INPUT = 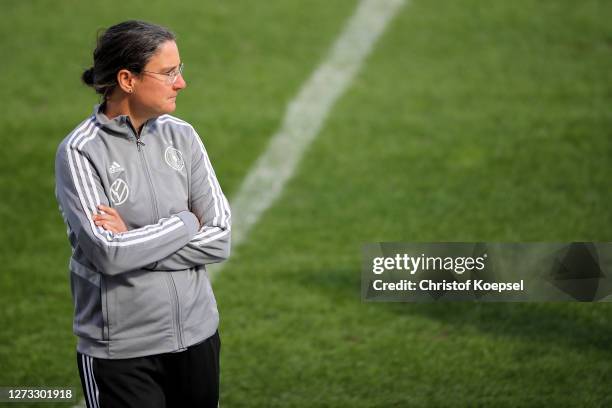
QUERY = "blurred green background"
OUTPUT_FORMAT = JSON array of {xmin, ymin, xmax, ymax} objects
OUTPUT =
[{"xmin": 1, "ymin": 0, "xmax": 611, "ymax": 406}]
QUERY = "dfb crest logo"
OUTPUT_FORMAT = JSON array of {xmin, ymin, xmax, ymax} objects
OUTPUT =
[{"xmin": 164, "ymin": 147, "xmax": 185, "ymax": 171}]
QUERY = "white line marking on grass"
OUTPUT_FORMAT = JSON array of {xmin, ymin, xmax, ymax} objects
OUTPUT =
[
  {"xmin": 209, "ymin": 0, "xmax": 406, "ymax": 279},
  {"xmin": 73, "ymin": 1, "xmax": 404, "ymax": 405}
]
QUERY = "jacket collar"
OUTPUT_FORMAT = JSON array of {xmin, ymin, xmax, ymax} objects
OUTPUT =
[{"xmin": 92, "ymin": 104, "xmax": 157, "ymax": 138}]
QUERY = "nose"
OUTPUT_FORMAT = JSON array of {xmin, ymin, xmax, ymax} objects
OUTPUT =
[{"xmin": 173, "ymin": 73, "xmax": 187, "ymax": 90}]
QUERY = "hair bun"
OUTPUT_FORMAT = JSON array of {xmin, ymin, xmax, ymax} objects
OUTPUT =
[{"xmin": 82, "ymin": 67, "xmax": 95, "ymax": 86}]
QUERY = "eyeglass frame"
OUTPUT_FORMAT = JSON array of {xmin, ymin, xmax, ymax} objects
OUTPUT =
[{"xmin": 141, "ymin": 62, "xmax": 184, "ymax": 85}]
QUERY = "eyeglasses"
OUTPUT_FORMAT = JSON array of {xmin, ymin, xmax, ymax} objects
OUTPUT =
[{"xmin": 141, "ymin": 62, "xmax": 184, "ymax": 85}]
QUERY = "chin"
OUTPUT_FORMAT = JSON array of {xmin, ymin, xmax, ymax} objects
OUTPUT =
[
  {"xmin": 156, "ymin": 103, "xmax": 176, "ymax": 117},
  {"xmin": 165, "ymin": 101, "xmax": 177, "ymax": 113}
]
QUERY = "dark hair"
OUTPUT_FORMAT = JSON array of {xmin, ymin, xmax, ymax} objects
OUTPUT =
[{"xmin": 82, "ymin": 20, "xmax": 175, "ymax": 98}]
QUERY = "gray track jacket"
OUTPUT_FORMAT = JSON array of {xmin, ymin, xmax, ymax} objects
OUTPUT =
[{"xmin": 55, "ymin": 104, "xmax": 231, "ymax": 359}]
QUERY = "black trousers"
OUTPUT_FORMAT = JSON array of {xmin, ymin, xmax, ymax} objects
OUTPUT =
[{"xmin": 77, "ymin": 331, "xmax": 220, "ymax": 408}]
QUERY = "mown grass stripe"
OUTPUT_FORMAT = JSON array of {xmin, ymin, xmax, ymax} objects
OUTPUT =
[{"xmin": 209, "ymin": 0, "xmax": 406, "ymax": 280}]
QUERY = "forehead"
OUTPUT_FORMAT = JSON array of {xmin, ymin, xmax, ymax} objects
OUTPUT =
[{"xmin": 144, "ymin": 40, "xmax": 180, "ymax": 70}]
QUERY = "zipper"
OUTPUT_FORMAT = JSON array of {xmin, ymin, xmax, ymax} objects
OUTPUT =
[
  {"xmin": 128, "ymin": 119, "xmax": 184, "ymax": 349},
  {"xmin": 126, "ymin": 120, "xmax": 159, "ymax": 224},
  {"xmin": 137, "ymin": 144, "xmax": 160, "ymax": 223}
]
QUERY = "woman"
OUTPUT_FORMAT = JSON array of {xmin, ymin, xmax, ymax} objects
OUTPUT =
[{"xmin": 55, "ymin": 20, "xmax": 231, "ymax": 408}]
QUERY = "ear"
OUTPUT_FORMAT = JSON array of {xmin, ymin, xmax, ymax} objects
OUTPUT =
[{"xmin": 116, "ymin": 69, "xmax": 136, "ymax": 94}]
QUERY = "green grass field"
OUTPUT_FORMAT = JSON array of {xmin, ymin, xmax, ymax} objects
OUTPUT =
[{"xmin": 1, "ymin": 0, "xmax": 611, "ymax": 406}]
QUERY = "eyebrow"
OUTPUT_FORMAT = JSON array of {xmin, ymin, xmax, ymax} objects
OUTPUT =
[{"xmin": 160, "ymin": 62, "xmax": 181, "ymax": 73}]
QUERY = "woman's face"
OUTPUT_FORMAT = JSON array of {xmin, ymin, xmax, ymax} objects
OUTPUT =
[{"xmin": 132, "ymin": 40, "xmax": 186, "ymax": 117}]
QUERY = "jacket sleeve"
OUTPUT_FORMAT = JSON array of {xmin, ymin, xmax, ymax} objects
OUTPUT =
[
  {"xmin": 55, "ymin": 138, "xmax": 201, "ymax": 277},
  {"xmin": 148, "ymin": 128, "xmax": 231, "ymax": 271}
]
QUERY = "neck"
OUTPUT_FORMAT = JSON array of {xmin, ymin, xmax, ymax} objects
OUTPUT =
[{"xmin": 102, "ymin": 93, "xmax": 149, "ymax": 135}]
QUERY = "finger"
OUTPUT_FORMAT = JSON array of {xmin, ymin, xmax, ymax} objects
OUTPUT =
[
  {"xmin": 98, "ymin": 204, "xmax": 116, "ymax": 215},
  {"xmin": 96, "ymin": 216, "xmax": 114, "ymax": 225},
  {"xmin": 94, "ymin": 216, "xmax": 113, "ymax": 225},
  {"xmin": 100, "ymin": 222, "xmax": 118, "ymax": 233},
  {"xmin": 94, "ymin": 213, "xmax": 116, "ymax": 221}
]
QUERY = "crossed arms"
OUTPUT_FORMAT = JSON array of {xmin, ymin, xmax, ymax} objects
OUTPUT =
[{"xmin": 56, "ymin": 125, "xmax": 231, "ymax": 276}]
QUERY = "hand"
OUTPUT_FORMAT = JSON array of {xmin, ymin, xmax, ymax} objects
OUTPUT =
[{"xmin": 93, "ymin": 204, "xmax": 128, "ymax": 233}]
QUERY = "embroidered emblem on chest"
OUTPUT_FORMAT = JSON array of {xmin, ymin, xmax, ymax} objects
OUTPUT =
[
  {"xmin": 110, "ymin": 178, "xmax": 129, "ymax": 205},
  {"xmin": 164, "ymin": 146, "xmax": 185, "ymax": 171},
  {"xmin": 109, "ymin": 161, "xmax": 124, "ymax": 174}
]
